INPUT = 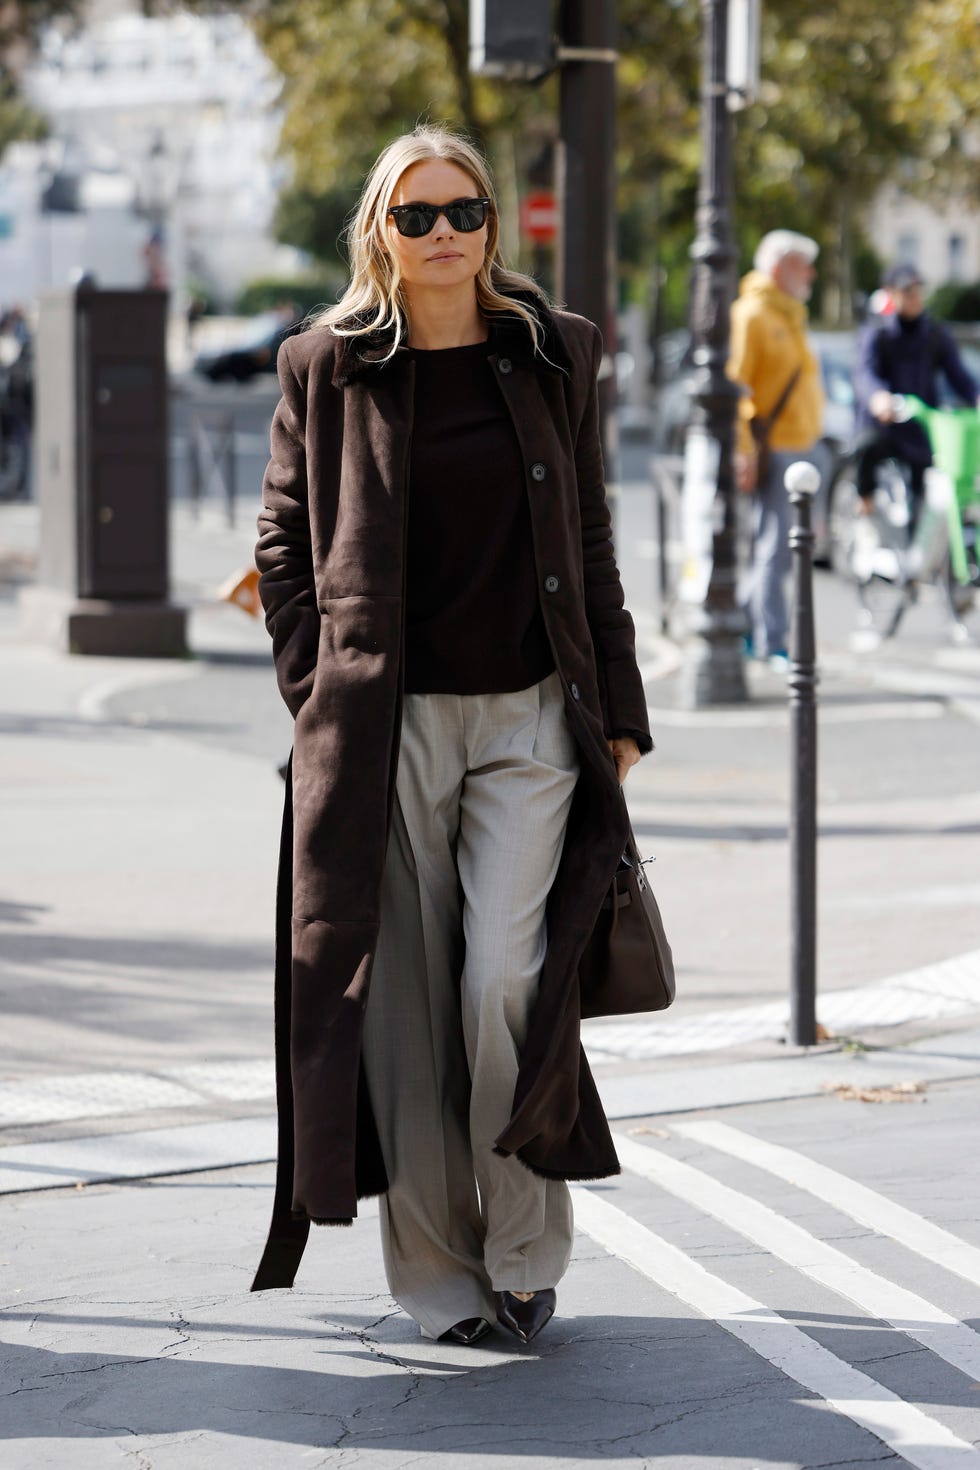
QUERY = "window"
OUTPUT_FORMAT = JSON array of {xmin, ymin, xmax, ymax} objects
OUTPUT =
[
  {"xmin": 897, "ymin": 234, "xmax": 919, "ymax": 268},
  {"xmin": 948, "ymin": 233, "xmax": 966, "ymax": 283}
]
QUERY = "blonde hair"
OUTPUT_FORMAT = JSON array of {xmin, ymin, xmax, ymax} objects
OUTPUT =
[{"xmin": 312, "ymin": 125, "xmax": 551, "ymax": 360}]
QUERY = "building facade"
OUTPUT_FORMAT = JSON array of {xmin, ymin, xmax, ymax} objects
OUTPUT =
[
  {"xmin": 0, "ymin": 3, "xmax": 299, "ymax": 312},
  {"xmin": 868, "ymin": 184, "xmax": 980, "ymax": 290}
]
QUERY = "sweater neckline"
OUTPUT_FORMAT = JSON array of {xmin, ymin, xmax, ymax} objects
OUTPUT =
[{"xmin": 408, "ymin": 337, "xmax": 491, "ymax": 357}]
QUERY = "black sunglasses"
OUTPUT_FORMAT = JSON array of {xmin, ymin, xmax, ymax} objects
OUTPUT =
[{"xmin": 386, "ymin": 197, "xmax": 491, "ymax": 238}]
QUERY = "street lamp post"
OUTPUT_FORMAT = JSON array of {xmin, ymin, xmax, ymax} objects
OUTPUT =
[
  {"xmin": 678, "ymin": 0, "xmax": 748, "ymax": 707},
  {"xmin": 556, "ymin": 0, "xmax": 619, "ymax": 493}
]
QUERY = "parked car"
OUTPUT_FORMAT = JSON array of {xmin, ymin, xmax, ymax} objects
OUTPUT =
[
  {"xmin": 650, "ymin": 328, "xmax": 857, "ymax": 562},
  {"xmin": 193, "ymin": 311, "xmax": 303, "ymax": 383}
]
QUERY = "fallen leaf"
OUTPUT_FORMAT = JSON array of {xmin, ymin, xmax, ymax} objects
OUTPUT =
[
  {"xmin": 822, "ymin": 1080, "xmax": 927, "ymax": 1104},
  {"xmin": 626, "ymin": 1126, "xmax": 670, "ymax": 1137}
]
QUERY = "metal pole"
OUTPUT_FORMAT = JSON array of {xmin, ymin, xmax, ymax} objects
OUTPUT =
[
  {"xmin": 678, "ymin": 0, "xmax": 748, "ymax": 707},
  {"xmin": 189, "ymin": 412, "xmax": 202, "ymax": 518},
  {"xmin": 785, "ymin": 459, "xmax": 821, "ymax": 1046},
  {"xmin": 557, "ymin": 0, "xmax": 618, "ymax": 487},
  {"xmin": 656, "ymin": 469, "xmax": 670, "ymax": 635},
  {"xmin": 223, "ymin": 412, "xmax": 237, "ymax": 529}
]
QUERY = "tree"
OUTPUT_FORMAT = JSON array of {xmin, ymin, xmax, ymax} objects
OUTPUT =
[
  {"xmin": 246, "ymin": 0, "xmax": 555, "ymax": 267},
  {"xmin": 894, "ymin": 0, "xmax": 980, "ymax": 204},
  {"xmin": 201, "ymin": 0, "xmax": 978, "ymax": 326},
  {"xmin": 0, "ymin": 0, "xmax": 81, "ymax": 157}
]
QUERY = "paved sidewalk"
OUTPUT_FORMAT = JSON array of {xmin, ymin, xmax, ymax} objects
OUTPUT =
[
  {"xmin": 5, "ymin": 491, "xmax": 980, "ymax": 1468},
  {"xmin": 5, "ymin": 1076, "xmax": 980, "ymax": 1469}
]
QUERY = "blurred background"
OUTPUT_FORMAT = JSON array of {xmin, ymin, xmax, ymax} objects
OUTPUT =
[{"xmin": 0, "ymin": 0, "xmax": 977, "ymax": 421}]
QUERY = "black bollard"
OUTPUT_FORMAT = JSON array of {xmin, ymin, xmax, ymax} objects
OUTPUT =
[{"xmin": 785, "ymin": 460, "xmax": 821, "ymax": 1046}]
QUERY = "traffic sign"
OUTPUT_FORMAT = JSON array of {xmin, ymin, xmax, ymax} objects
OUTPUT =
[{"xmin": 520, "ymin": 191, "xmax": 558, "ymax": 244}]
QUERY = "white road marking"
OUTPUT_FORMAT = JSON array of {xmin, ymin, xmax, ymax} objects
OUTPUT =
[
  {"xmin": 0, "ymin": 1061, "xmax": 275, "ymax": 1130},
  {"xmin": 573, "ymin": 1187, "xmax": 980, "ymax": 1470},
  {"xmin": 645, "ymin": 699, "xmax": 945, "ymax": 729},
  {"xmin": 0, "ymin": 1071, "xmax": 200, "ymax": 1126},
  {"xmin": 673, "ymin": 1119, "xmax": 980, "ymax": 1292},
  {"xmin": 614, "ymin": 1134, "xmax": 980, "ymax": 1384},
  {"xmin": 583, "ymin": 947, "xmax": 980, "ymax": 1060},
  {"xmin": 77, "ymin": 662, "xmax": 204, "ymax": 722}
]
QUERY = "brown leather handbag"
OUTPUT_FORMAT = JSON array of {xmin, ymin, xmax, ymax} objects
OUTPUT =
[{"xmin": 579, "ymin": 829, "xmax": 675, "ymax": 1018}]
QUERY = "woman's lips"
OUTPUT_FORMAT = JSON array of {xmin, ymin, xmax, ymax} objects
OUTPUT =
[{"xmin": 429, "ymin": 251, "xmax": 462, "ymax": 261}]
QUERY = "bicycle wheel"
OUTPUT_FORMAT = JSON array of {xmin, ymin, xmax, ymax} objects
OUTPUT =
[
  {"xmin": 840, "ymin": 459, "xmax": 916, "ymax": 642},
  {"xmin": 942, "ymin": 516, "xmax": 980, "ymax": 641}
]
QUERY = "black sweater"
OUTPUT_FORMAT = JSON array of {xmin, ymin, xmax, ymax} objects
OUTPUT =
[{"xmin": 404, "ymin": 338, "xmax": 554, "ymax": 695}]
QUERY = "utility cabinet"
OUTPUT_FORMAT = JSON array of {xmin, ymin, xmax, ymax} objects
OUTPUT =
[{"xmin": 22, "ymin": 284, "xmax": 187, "ymax": 656}]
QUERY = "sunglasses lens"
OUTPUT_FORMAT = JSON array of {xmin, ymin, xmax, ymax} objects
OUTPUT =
[
  {"xmin": 449, "ymin": 201, "xmax": 487, "ymax": 232},
  {"xmin": 397, "ymin": 206, "xmax": 437, "ymax": 237}
]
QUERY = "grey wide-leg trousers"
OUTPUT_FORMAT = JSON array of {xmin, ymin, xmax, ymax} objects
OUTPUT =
[{"xmin": 361, "ymin": 671, "xmax": 579, "ymax": 1340}]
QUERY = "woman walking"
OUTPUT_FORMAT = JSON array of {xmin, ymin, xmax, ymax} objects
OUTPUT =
[{"xmin": 251, "ymin": 125, "xmax": 652, "ymax": 1347}]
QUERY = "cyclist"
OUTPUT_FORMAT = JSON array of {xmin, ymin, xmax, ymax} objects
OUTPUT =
[{"xmin": 854, "ymin": 265, "xmax": 979, "ymax": 531}]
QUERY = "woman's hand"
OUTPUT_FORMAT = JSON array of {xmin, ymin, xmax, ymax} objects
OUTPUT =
[{"xmin": 608, "ymin": 737, "xmax": 641, "ymax": 785}]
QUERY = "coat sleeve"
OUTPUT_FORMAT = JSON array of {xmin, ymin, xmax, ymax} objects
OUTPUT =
[
  {"xmin": 575, "ymin": 323, "xmax": 653, "ymax": 754},
  {"xmin": 936, "ymin": 325, "xmax": 980, "ymax": 405},
  {"xmin": 854, "ymin": 324, "xmax": 889, "ymax": 411},
  {"xmin": 255, "ymin": 340, "xmax": 320, "ymax": 719}
]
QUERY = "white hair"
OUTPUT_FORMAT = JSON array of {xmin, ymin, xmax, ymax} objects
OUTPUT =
[{"xmin": 754, "ymin": 230, "xmax": 819, "ymax": 276}]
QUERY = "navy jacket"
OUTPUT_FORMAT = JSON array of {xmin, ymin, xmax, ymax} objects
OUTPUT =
[{"xmin": 854, "ymin": 313, "xmax": 979, "ymax": 465}]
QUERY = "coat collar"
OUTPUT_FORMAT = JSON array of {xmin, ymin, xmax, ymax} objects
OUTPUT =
[{"xmin": 329, "ymin": 291, "xmax": 572, "ymax": 389}]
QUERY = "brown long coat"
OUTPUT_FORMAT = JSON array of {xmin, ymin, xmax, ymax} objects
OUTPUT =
[{"xmin": 251, "ymin": 295, "xmax": 652, "ymax": 1291}]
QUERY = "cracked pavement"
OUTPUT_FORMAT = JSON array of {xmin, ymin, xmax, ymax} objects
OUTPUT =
[{"xmin": 3, "ymin": 1079, "xmax": 980, "ymax": 1467}]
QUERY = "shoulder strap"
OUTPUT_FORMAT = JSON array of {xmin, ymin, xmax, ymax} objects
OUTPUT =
[{"xmin": 752, "ymin": 364, "xmax": 802, "ymax": 444}]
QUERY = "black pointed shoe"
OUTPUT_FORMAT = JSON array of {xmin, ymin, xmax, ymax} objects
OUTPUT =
[
  {"xmin": 492, "ymin": 1289, "xmax": 556, "ymax": 1345},
  {"xmin": 438, "ymin": 1317, "xmax": 493, "ymax": 1346}
]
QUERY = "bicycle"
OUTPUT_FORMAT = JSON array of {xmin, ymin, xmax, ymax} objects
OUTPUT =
[
  {"xmin": 834, "ymin": 396, "xmax": 980, "ymax": 645},
  {"xmin": 828, "ymin": 447, "xmax": 918, "ymax": 641},
  {"xmin": 898, "ymin": 394, "xmax": 980, "ymax": 641}
]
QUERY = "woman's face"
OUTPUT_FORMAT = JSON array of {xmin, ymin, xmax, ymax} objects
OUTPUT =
[{"xmin": 384, "ymin": 158, "xmax": 489, "ymax": 293}]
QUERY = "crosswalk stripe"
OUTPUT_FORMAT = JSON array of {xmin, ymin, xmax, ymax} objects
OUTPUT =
[
  {"xmin": 673, "ymin": 1119, "xmax": 980, "ymax": 1291},
  {"xmin": 614, "ymin": 1134, "xmax": 980, "ymax": 1384},
  {"xmin": 573, "ymin": 1187, "xmax": 980, "ymax": 1470}
]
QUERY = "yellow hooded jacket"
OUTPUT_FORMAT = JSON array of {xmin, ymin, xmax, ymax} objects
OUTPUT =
[{"xmin": 727, "ymin": 270, "xmax": 824, "ymax": 459}]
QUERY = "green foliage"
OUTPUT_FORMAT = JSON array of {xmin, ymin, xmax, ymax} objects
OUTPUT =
[
  {"xmin": 0, "ymin": 75, "xmax": 48, "ymax": 157},
  {"xmin": 42, "ymin": 0, "xmax": 973, "ymax": 332},
  {"xmin": 273, "ymin": 183, "xmax": 354, "ymax": 271},
  {"xmin": 235, "ymin": 275, "xmax": 344, "ymax": 317},
  {"xmin": 928, "ymin": 281, "xmax": 980, "ymax": 324},
  {"xmin": 1, "ymin": 0, "xmax": 79, "ymax": 160}
]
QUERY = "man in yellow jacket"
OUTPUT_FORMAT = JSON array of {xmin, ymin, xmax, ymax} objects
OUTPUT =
[{"xmin": 728, "ymin": 230, "xmax": 825, "ymax": 663}]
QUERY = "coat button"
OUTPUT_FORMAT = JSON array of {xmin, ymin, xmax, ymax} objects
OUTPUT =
[
  {"xmin": 498, "ymin": 357, "xmax": 512, "ymax": 374},
  {"xmin": 530, "ymin": 462, "xmax": 547, "ymax": 481},
  {"xmin": 570, "ymin": 682, "xmax": 581, "ymax": 700},
  {"xmin": 544, "ymin": 574, "xmax": 560, "ymax": 594}
]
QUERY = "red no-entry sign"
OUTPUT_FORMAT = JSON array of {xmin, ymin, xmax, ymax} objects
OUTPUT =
[{"xmin": 520, "ymin": 191, "xmax": 558, "ymax": 244}]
